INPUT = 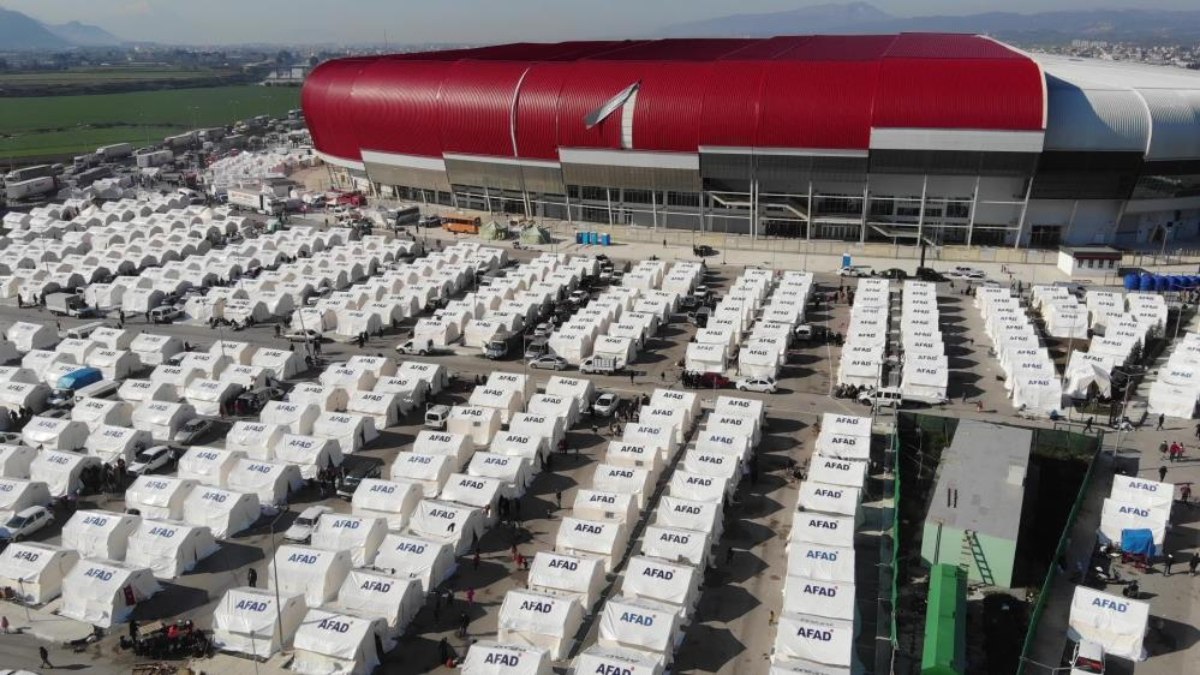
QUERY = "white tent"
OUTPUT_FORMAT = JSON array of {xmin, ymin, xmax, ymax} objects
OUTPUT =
[
  {"xmin": 312, "ymin": 411, "xmax": 378, "ymax": 454},
  {"xmin": 1068, "ymin": 586, "xmax": 1149, "ymax": 662},
  {"xmin": 555, "ymin": 516, "xmax": 630, "ymax": 573},
  {"xmin": 129, "ymin": 333, "xmax": 183, "ymax": 367},
  {"xmin": 346, "ymin": 390, "xmax": 402, "ymax": 429},
  {"xmin": 126, "ymin": 475, "xmax": 197, "ymax": 520},
  {"xmin": 605, "ymin": 440, "xmax": 666, "ymax": 475},
  {"xmin": 789, "ymin": 512, "xmax": 856, "ymax": 550},
  {"xmin": 320, "ymin": 364, "xmax": 378, "ymax": 393},
  {"xmin": 440, "ymin": 473, "xmax": 503, "ymax": 513},
  {"xmin": 467, "ymin": 452, "xmax": 533, "ymax": 499},
  {"xmin": 6, "ymin": 321, "xmax": 56, "ymax": 352},
  {"xmin": 544, "ymin": 376, "xmax": 595, "ymax": 422},
  {"xmin": 685, "ymin": 341, "xmax": 727, "ymax": 374},
  {"xmin": 486, "ymin": 371, "xmax": 535, "ymax": 409},
  {"xmin": 1110, "ymin": 475, "xmax": 1175, "ymax": 510},
  {"xmin": 118, "ymin": 378, "xmax": 177, "ymax": 405},
  {"xmin": 87, "ymin": 348, "xmax": 140, "ymax": 380},
  {"xmin": 592, "ymin": 464, "xmax": 654, "ymax": 510},
  {"xmin": 573, "ymin": 488, "xmax": 639, "ymax": 525},
  {"xmin": 373, "ymin": 375, "xmax": 429, "ymax": 414},
  {"xmin": 0, "ymin": 477, "xmax": 51, "ymax": 522},
  {"xmin": 1098, "ymin": 499, "xmax": 1169, "ymax": 552},
  {"xmin": 797, "ymin": 482, "xmax": 862, "ymax": 523},
  {"xmin": 251, "ymin": 347, "xmax": 304, "ymax": 379},
  {"xmin": 598, "ymin": 595, "xmax": 683, "ymax": 663},
  {"xmin": 414, "ymin": 430, "xmax": 473, "ymax": 468},
  {"xmin": 288, "ymin": 382, "xmax": 349, "ymax": 412},
  {"xmin": 209, "ymin": 340, "xmax": 258, "ymax": 365},
  {"xmin": 623, "ymin": 422, "xmax": 679, "ymax": 462},
  {"xmin": 469, "ymin": 386, "xmax": 524, "ymax": 426},
  {"xmin": 269, "ymin": 545, "xmax": 353, "ymax": 607},
  {"xmin": 815, "ymin": 414, "xmax": 872, "ymax": 461},
  {"xmin": 225, "ymin": 421, "xmax": 286, "ymax": 460},
  {"xmin": 211, "ymin": 587, "xmax": 306, "ymax": 659},
  {"xmin": 526, "ymin": 393, "xmax": 582, "ymax": 429},
  {"xmin": 176, "ymin": 351, "xmax": 231, "ymax": 379},
  {"xmin": 783, "ymin": 575, "xmax": 855, "ymax": 621},
  {"xmin": 261, "ymin": 401, "xmax": 321, "ymax": 435},
  {"xmin": 226, "ymin": 458, "xmax": 302, "ymax": 506},
  {"xmin": 641, "ymin": 523, "xmax": 713, "ymax": 568},
  {"xmin": 185, "ymin": 378, "xmax": 242, "ymax": 416},
  {"xmin": 693, "ymin": 430, "xmax": 751, "ymax": 463},
  {"xmin": 408, "ymin": 499, "xmax": 485, "ymax": 555},
  {"xmin": 374, "ymin": 533, "xmax": 457, "ymax": 593},
  {"xmin": 333, "ymin": 570, "xmax": 423, "ymax": 637},
  {"xmin": 178, "ymin": 447, "xmax": 243, "ymax": 486},
  {"xmin": 396, "ymin": 361, "xmax": 448, "ymax": 395},
  {"xmin": 274, "ymin": 433, "xmax": 343, "ymax": 480},
  {"xmin": 509, "ymin": 412, "xmax": 566, "ymax": 458},
  {"xmin": 132, "ymin": 400, "xmax": 196, "ymax": 441},
  {"xmin": 0, "ymin": 541, "xmax": 79, "ymax": 604},
  {"xmin": 528, "ymin": 551, "xmax": 606, "ymax": 609},
  {"xmin": 61, "ymin": 509, "xmax": 139, "ymax": 560},
  {"xmin": 653, "ymin": 495, "xmax": 722, "ymax": 539},
  {"xmin": 463, "ymin": 641, "xmax": 553, "ymax": 675},
  {"xmin": 623, "ymin": 555, "xmax": 701, "ymax": 617},
  {"xmin": 446, "ymin": 405, "xmax": 503, "ymax": 447},
  {"xmin": 498, "ymin": 589, "xmax": 585, "ymax": 661},
  {"xmin": 0, "ymin": 443, "xmax": 36, "ymax": 478},
  {"xmin": 292, "ymin": 608, "xmax": 393, "ymax": 675},
  {"xmin": 352, "ymin": 478, "xmax": 423, "ymax": 531},
  {"xmin": 772, "ymin": 613, "xmax": 856, "ymax": 669},
  {"xmin": 182, "ymin": 485, "xmax": 260, "ymax": 538},
  {"xmin": 31, "ymin": 449, "xmax": 100, "ymax": 497},
  {"xmin": 390, "ymin": 452, "xmax": 454, "ymax": 498},
  {"xmin": 22, "ymin": 416, "xmax": 88, "ymax": 451},
  {"xmin": 310, "ymin": 513, "xmax": 388, "ymax": 566},
  {"xmin": 59, "ymin": 560, "xmax": 161, "ymax": 627},
  {"xmin": 0, "ymin": 381, "xmax": 49, "ymax": 415},
  {"xmin": 706, "ymin": 411, "xmax": 762, "ymax": 448},
  {"xmin": 148, "ymin": 364, "xmax": 203, "ymax": 395},
  {"xmin": 571, "ymin": 646, "xmax": 663, "ymax": 675},
  {"xmin": 681, "ymin": 450, "xmax": 741, "ymax": 496},
  {"xmin": 668, "ymin": 469, "xmax": 728, "ymax": 505},
  {"xmin": 808, "ymin": 456, "xmax": 867, "ymax": 490},
  {"xmin": 126, "ymin": 519, "xmax": 220, "ymax": 579},
  {"xmin": 787, "ymin": 544, "xmax": 856, "ymax": 583}
]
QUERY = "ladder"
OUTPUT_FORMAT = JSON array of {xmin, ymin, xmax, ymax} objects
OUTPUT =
[{"xmin": 959, "ymin": 529, "xmax": 995, "ymax": 586}]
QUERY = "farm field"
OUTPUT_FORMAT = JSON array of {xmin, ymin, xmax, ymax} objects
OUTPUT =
[
  {"xmin": 0, "ymin": 85, "xmax": 301, "ymax": 159},
  {"xmin": 0, "ymin": 66, "xmax": 237, "ymax": 86}
]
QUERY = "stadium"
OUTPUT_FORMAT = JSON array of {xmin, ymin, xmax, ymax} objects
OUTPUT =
[{"xmin": 302, "ymin": 33, "xmax": 1200, "ymax": 249}]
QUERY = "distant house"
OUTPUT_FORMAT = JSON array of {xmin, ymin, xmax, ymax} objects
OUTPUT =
[{"xmin": 262, "ymin": 65, "xmax": 309, "ymax": 86}]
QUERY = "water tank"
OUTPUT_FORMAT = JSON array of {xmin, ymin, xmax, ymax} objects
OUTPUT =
[
  {"xmin": 1140, "ymin": 274, "xmax": 1153, "ymax": 291},
  {"xmin": 1155, "ymin": 275, "xmax": 1168, "ymax": 292},
  {"xmin": 1124, "ymin": 274, "xmax": 1139, "ymax": 290}
]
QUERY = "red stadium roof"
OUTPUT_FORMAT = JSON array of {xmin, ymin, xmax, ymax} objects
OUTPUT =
[{"xmin": 303, "ymin": 34, "xmax": 1047, "ymax": 164}]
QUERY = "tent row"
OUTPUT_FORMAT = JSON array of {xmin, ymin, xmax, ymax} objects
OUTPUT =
[
  {"xmin": 1147, "ymin": 332, "xmax": 1200, "ymax": 418},
  {"xmin": 737, "ymin": 270, "xmax": 813, "ymax": 380},
  {"xmin": 976, "ymin": 287, "xmax": 1063, "ymax": 414},
  {"xmin": 837, "ymin": 278, "xmax": 891, "ymax": 388},
  {"xmin": 899, "ymin": 281, "xmax": 949, "ymax": 404}
]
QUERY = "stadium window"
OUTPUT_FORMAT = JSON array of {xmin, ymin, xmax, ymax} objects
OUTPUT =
[
  {"xmin": 581, "ymin": 186, "xmax": 607, "ymax": 201},
  {"xmin": 581, "ymin": 206, "xmax": 608, "ymax": 223},
  {"xmin": 567, "ymin": 185, "xmax": 580, "ymax": 199},
  {"xmin": 946, "ymin": 202, "xmax": 970, "ymax": 219},
  {"xmin": 667, "ymin": 192, "xmax": 700, "ymax": 207},
  {"xmin": 623, "ymin": 189, "xmax": 653, "ymax": 204}
]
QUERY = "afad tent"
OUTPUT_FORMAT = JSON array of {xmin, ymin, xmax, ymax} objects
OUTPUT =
[
  {"xmin": 84, "ymin": 425, "xmax": 152, "ymax": 466},
  {"xmin": 440, "ymin": 473, "xmax": 503, "ymax": 516},
  {"xmin": 1068, "ymin": 586, "xmax": 1150, "ymax": 662},
  {"xmin": 0, "ymin": 541, "xmax": 80, "ymax": 604},
  {"xmin": 598, "ymin": 594, "xmax": 684, "ymax": 665},
  {"xmin": 467, "ymin": 452, "xmax": 534, "ymax": 499},
  {"xmin": 311, "ymin": 411, "xmax": 378, "ymax": 454},
  {"xmin": 292, "ymin": 608, "xmax": 394, "ymax": 675},
  {"xmin": 274, "ymin": 433, "xmax": 343, "ymax": 480},
  {"xmin": 211, "ymin": 586, "xmax": 307, "ymax": 659},
  {"xmin": 310, "ymin": 513, "xmax": 388, "ymax": 567},
  {"xmin": 772, "ymin": 613, "xmax": 856, "ymax": 669},
  {"xmin": 497, "ymin": 588, "xmax": 585, "ymax": 661},
  {"xmin": 226, "ymin": 422, "xmax": 286, "ymax": 461},
  {"xmin": 408, "ymin": 499, "xmax": 486, "ymax": 555},
  {"xmin": 31, "ymin": 449, "xmax": 101, "ymax": 497},
  {"xmin": 59, "ymin": 559, "xmax": 161, "ymax": 627},
  {"xmin": 554, "ymin": 516, "xmax": 630, "ymax": 573},
  {"xmin": 640, "ymin": 524, "xmax": 713, "ymax": 569},
  {"xmin": 783, "ymin": 575, "xmax": 856, "ymax": 622},
  {"xmin": 413, "ymin": 430, "xmax": 473, "ymax": 469},
  {"xmin": 177, "ymin": 447, "xmax": 244, "ymax": 487},
  {"xmin": 226, "ymin": 458, "xmax": 303, "ymax": 507},
  {"xmin": 333, "ymin": 569, "xmax": 423, "ymax": 638},
  {"xmin": 592, "ymin": 463, "xmax": 654, "ymax": 510},
  {"xmin": 390, "ymin": 452, "xmax": 454, "ymax": 498},
  {"xmin": 374, "ymin": 533, "xmax": 458, "ymax": 593},
  {"xmin": 260, "ymin": 401, "xmax": 321, "ymax": 435},
  {"xmin": 269, "ymin": 545, "xmax": 353, "ymax": 607},
  {"xmin": 787, "ymin": 543, "xmax": 857, "ymax": 584},
  {"xmin": 125, "ymin": 475, "xmax": 197, "ymax": 520},
  {"xmin": 573, "ymin": 488, "xmax": 638, "ymax": 526},
  {"xmin": 22, "ymin": 416, "xmax": 88, "ymax": 451},
  {"xmin": 0, "ymin": 477, "xmax": 52, "ymax": 522},
  {"xmin": 0, "ymin": 443, "xmax": 36, "ymax": 478},
  {"xmin": 571, "ymin": 645, "xmax": 664, "ymax": 675},
  {"xmin": 126, "ymin": 519, "xmax": 220, "ymax": 579},
  {"xmin": 622, "ymin": 555, "xmax": 701, "ymax": 618},
  {"xmin": 182, "ymin": 485, "xmax": 260, "ymax": 539},
  {"xmin": 462, "ymin": 641, "xmax": 553, "ymax": 675},
  {"xmin": 446, "ymin": 405, "xmax": 503, "ymax": 448},
  {"xmin": 528, "ymin": 551, "xmax": 606, "ymax": 609},
  {"xmin": 71, "ymin": 398, "xmax": 133, "ymax": 432},
  {"xmin": 352, "ymin": 478, "xmax": 423, "ymax": 531},
  {"xmin": 61, "ymin": 509, "xmax": 139, "ymax": 560}
]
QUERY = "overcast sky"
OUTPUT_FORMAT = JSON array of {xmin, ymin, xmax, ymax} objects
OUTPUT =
[{"xmin": 7, "ymin": 1, "xmax": 1196, "ymax": 45}]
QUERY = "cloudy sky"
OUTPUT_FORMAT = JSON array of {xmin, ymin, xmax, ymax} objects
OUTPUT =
[{"xmin": 7, "ymin": 1, "xmax": 1196, "ymax": 45}]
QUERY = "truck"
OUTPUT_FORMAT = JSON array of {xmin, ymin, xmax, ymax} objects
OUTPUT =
[
  {"xmin": 46, "ymin": 292, "xmax": 94, "ymax": 318},
  {"xmin": 484, "ymin": 331, "xmax": 522, "ymax": 360},
  {"xmin": 5, "ymin": 176, "xmax": 56, "ymax": 201},
  {"xmin": 5, "ymin": 164, "xmax": 54, "ymax": 183},
  {"xmin": 580, "ymin": 356, "xmax": 619, "ymax": 375},
  {"xmin": 227, "ymin": 187, "xmax": 282, "ymax": 215},
  {"xmin": 395, "ymin": 339, "xmax": 449, "ymax": 356},
  {"xmin": 95, "ymin": 143, "xmax": 133, "ymax": 160},
  {"xmin": 136, "ymin": 150, "xmax": 174, "ymax": 169}
]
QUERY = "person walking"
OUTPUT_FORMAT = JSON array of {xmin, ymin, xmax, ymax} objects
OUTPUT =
[
  {"xmin": 1161, "ymin": 440, "xmax": 1170, "ymax": 458},
  {"xmin": 1158, "ymin": 413, "xmax": 1165, "ymax": 431},
  {"xmin": 1164, "ymin": 553, "xmax": 1175, "ymax": 577},
  {"xmin": 466, "ymin": 587, "xmax": 475, "ymax": 607},
  {"xmin": 458, "ymin": 611, "xmax": 470, "ymax": 638},
  {"xmin": 438, "ymin": 638, "xmax": 452, "ymax": 666},
  {"xmin": 1190, "ymin": 551, "xmax": 1200, "ymax": 576},
  {"xmin": 1, "ymin": 616, "xmax": 8, "ymax": 634},
  {"xmin": 629, "ymin": 371, "xmax": 635, "ymax": 385},
  {"xmin": 1084, "ymin": 417, "xmax": 1093, "ymax": 432},
  {"xmin": 473, "ymin": 551, "xmax": 481, "ymax": 570},
  {"xmin": 39, "ymin": 646, "xmax": 52, "ymax": 669},
  {"xmin": 555, "ymin": 491, "xmax": 562, "ymax": 510},
  {"xmin": 248, "ymin": 567, "xmax": 258, "ymax": 588},
  {"xmin": 1159, "ymin": 465, "xmax": 1169, "ymax": 482},
  {"xmin": 1181, "ymin": 484, "xmax": 1192, "ymax": 505}
]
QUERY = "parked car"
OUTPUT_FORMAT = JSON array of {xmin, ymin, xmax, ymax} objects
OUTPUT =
[
  {"xmin": 149, "ymin": 305, "xmax": 183, "ymax": 324},
  {"xmin": 532, "ymin": 323, "xmax": 554, "ymax": 339},
  {"xmin": 0, "ymin": 506, "xmax": 53, "ymax": 541},
  {"xmin": 593, "ymin": 392, "xmax": 620, "ymax": 417},
  {"xmin": 946, "ymin": 266, "xmax": 984, "ymax": 279},
  {"xmin": 424, "ymin": 404, "xmax": 451, "ymax": 430},
  {"xmin": 235, "ymin": 387, "xmax": 284, "ymax": 415},
  {"xmin": 173, "ymin": 417, "xmax": 218, "ymax": 445},
  {"xmin": 567, "ymin": 290, "xmax": 590, "ymax": 307},
  {"xmin": 736, "ymin": 376, "xmax": 778, "ymax": 393},
  {"xmin": 879, "ymin": 268, "xmax": 908, "ymax": 279},
  {"xmin": 284, "ymin": 505, "xmax": 334, "ymax": 543},
  {"xmin": 683, "ymin": 372, "xmax": 732, "ymax": 389},
  {"xmin": 838, "ymin": 265, "xmax": 874, "ymax": 277},
  {"xmin": 129, "ymin": 445, "xmax": 181, "ymax": 475},
  {"xmin": 1069, "ymin": 640, "xmax": 1104, "ymax": 675},
  {"xmin": 284, "ymin": 329, "xmax": 323, "ymax": 343},
  {"xmin": 524, "ymin": 337, "xmax": 551, "ymax": 360},
  {"xmin": 337, "ymin": 461, "xmax": 382, "ymax": 500},
  {"xmin": 528, "ymin": 355, "xmax": 568, "ymax": 371},
  {"xmin": 916, "ymin": 267, "xmax": 945, "ymax": 282},
  {"xmin": 858, "ymin": 387, "xmax": 904, "ymax": 408}
]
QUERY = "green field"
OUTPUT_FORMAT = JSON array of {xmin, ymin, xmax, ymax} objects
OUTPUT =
[
  {"xmin": 0, "ymin": 67, "xmax": 236, "ymax": 86},
  {"xmin": 0, "ymin": 85, "xmax": 302, "ymax": 159}
]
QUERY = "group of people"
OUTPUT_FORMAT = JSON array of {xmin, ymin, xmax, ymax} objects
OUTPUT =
[
  {"xmin": 5, "ymin": 405, "xmax": 37, "ymax": 431},
  {"xmin": 1160, "ymin": 440, "xmax": 1188, "ymax": 463}
]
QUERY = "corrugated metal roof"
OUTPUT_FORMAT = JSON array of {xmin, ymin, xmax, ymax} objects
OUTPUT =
[{"xmin": 1043, "ymin": 76, "xmax": 1150, "ymax": 153}]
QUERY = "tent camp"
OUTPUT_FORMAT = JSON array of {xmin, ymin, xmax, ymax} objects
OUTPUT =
[
  {"xmin": 808, "ymin": 456, "xmax": 867, "ymax": 490},
  {"xmin": 225, "ymin": 421, "xmax": 287, "ymax": 460},
  {"xmin": 129, "ymin": 333, "xmax": 183, "ymax": 367},
  {"xmin": 526, "ymin": 393, "xmax": 581, "ymax": 429},
  {"xmin": 797, "ymin": 482, "xmax": 862, "ymax": 523},
  {"xmin": 61, "ymin": 509, "xmax": 139, "ymax": 560},
  {"xmin": 274, "ymin": 433, "xmax": 343, "ymax": 480},
  {"xmin": 1110, "ymin": 475, "xmax": 1175, "ymax": 510},
  {"xmin": 598, "ymin": 595, "xmax": 683, "ymax": 663},
  {"xmin": 373, "ymin": 375, "xmax": 429, "ymax": 414},
  {"xmin": 334, "ymin": 570, "xmax": 423, "ymax": 637},
  {"xmin": 528, "ymin": 551, "xmax": 606, "ymax": 609},
  {"xmin": 396, "ymin": 361, "xmax": 448, "ymax": 395},
  {"xmin": 413, "ymin": 430, "xmax": 473, "ymax": 468},
  {"xmin": 132, "ymin": 400, "xmax": 196, "ymax": 441},
  {"xmin": 87, "ymin": 349, "xmax": 140, "ymax": 380},
  {"xmin": 640, "ymin": 524, "xmax": 713, "ymax": 568},
  {"xmin": 667, "ymin": 470, "xmax": 729, "ymax": 505},
  {"xmin": 126, "ymin": 519, "xmax": 220, "ymax": 578},
  {"xmin": 59, "ymin": 560, "xmax": 161, "ymax": 627},
  {"xmin": 653, "ymin": 495, "xmax": 723, "ymax": 540},
  {"xmin": 181, "ymin": 485, "xmax": 260, "ymax": 538},
  {"xmin": 211, "ymin": 587, "xmax": 306, "ymax": 659},
  {"xmin": 118, "ymin": 378, "xmax": 178, "ymax": 405},
  {"xmin": 288, "ymin": 382, "xmax": 349, "ymax": 412},
  {"xmin": 440, "ymin": 473, "xmax": 503, "ymax": 513},
  {"xmin": 374, "ymin": 533, "xmax": 457, "ymax": 593},
  {"xmin": 573, "ymin": 488, "xmax": 639, "ymax": 525},
  {"xmin": 544, "ymin": 376, "xmax": 595, "ymax": 422},
  {"xmin": 312, "ymin": 411, "xmax": 378, "ymax": 454},
  {"xmin": 498, "ymin": 589, "xmax": 585, "ymax": 661},
  {"xmin": 604, "ymin": 441, "xmax": 666, "ymax": 475},
  {"xmin": 352, "ymin": 478, "xmax": 422, "ymax": 531},
  {"xmin": 22, "ymin": 416, "xmax": 88, "ymax": 451},
  {"xmin": 250, "ymin": 347, "xmax": 304, "ymax": 380},
  {"xmin": 787, "ymin": 544, "xmax": 857, "ymax": 583},
  {"xmin": 462, "ymin": 642, "xmax": 553, "ymax": 675},
  {"xmin": 468, "ymin": 386, "xmax": 523, "ymax": 426},
  {"xmin": 390, "ymin": 452, "xmax": 454, "ymax": 498},
  {"xmin": 320, "ymin": 364, "xmax": 378, "ymax": 393},
  {"xmin": 292, "ymin": 608, "xmax": 393, "ymax": 675},
  {"xmin": 0, "ymin": 541, "xmax": 79, "ymax": 604},
  {"xmin": 310, "ymin": 513, "xmax": 388, "ymax": 566},
  {"xmin": 1099, "ymin": 499, "xmax": 1169, "ymax": 553},
  {"xmin": 260, "ymin": 401, "xmax": 321, "ymax": 435},
  {"xmin": 31, "ymin": 449, "xmax": 100, "ymax": 497},
  {"xmin": 571, "ymin": 646, "xmax": 664, "ymax": 675},
  {"xmin": 177, "ymin": 447, "xmax": 243, "ymax": 486},
  {"xmin": 555, "ymin": 516, "xmax": 630, "ymax": 572},
  {"xmin": 1068, "ymin": 586, "xmax": 1149, "ymax": 662},
  {"xmin": 408, "ymin": 499, "xmax": 486, "ymax": 555},
  {"xmin": 814, "ymin": 413, "xmax": 872, "ymax": 461},
  {"xmin": 125, "ymin": 475, "xmax": 197, "ymax": 520},
  {"xmin": 446, "ymin": 405, "xmax": 503, "ymax": 447},
  {"xmin": 623, "ymin": 555, "xmax": 701, "ymax": 617},
  {"xmin": 185, "ymin": 378, "xmax": 243, "ymax": 416},
  {"xmin": 592, "ymin": 463, "xmax": 654, "ymax": 510},
  {"xmin": 0, "ymin": 477, "xmax": 51, "ymax": 522},
  {"xmin": 269, "ymin": 545, "xmax": 353, "ymax": 607},
  {"xmin": 772, "ymin": 613, "xmax": 856, "ymax": 669},
  {"xmin": 467, "ymin": 452, "xmax": 534, "ymax": 499},
  {"xmin": 0, "ymin": 443, "xmax": 36, "ymax": 478},
  {"xmin": 226, "ymin": 458, "xmax": 302, "ymax": 506},
  {"xmin": 71, "ymin": 398, "xmax": 133, "ymax": 432}
]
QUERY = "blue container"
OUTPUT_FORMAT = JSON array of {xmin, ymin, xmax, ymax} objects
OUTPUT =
[
  {"xmin": 57, "ymin": 366, "xmax": 103, "ymax": 391},
  {"xmin": 602, "ymin": 233, "xmax": 611, "ymax": 246},
  {"xmin": 1124, "ymin": 273, "xmax": 1138, "ymax": 290},
  {"xmin": 1140, "ymin": 274, "xmax": 1153, "ymax": 291},
  {"xmin": 589, "ymin": 232, "xmax": 598, "ymax": 245},
  {"xmin": 575, "ymin": 232, "xmax": 583, "ymax": 244},
  {"xmin": 1155, "ymin": 275, "xmax": 1168, "ymax": 292}
]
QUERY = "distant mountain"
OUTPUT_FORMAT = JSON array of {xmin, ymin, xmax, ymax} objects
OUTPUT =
[
  {"xmin": 0, "ymin": 7, "xmax": 72, "ymax": 50},
  {"xmin": 44, "ymin": 20, "xmax": 124, "ymax": 47},
  {"xmin": 661, "ymin": 3, "xmax": 1200, "ymax": 43}
]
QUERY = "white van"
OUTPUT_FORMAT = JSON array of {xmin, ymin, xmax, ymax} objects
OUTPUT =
[
  {"xmin": 424, "ymin": 404, "xmax": 450, "ymax": 430},
  {"xmin": 74, "ymin": 379, "xmax": 122, "ymax": 402},
  {"xmin": 64, "ymin": 321, "xmax": 108, "ymax": 340},
  {"xmin": 858, "ymin": 386, "xmax": 903, "ymax": 409}
]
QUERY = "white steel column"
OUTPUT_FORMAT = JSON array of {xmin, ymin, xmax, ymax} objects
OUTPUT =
[
  {"xmin": 916, "ymin": 174, "xmax": 929, "ymax": 246},
  {"xmin": 1013, "ymin": 177, "xmax": 1035, "ymax": 249},
  {"xmin": 860, "ymin": 180, "xmax": 869, "ymax": 243},
  {"xmin": 606, "ymin": 188, "xmax": 614, "ymax": 226},
  {"xmin": 652, "ymin": 190, "xmax": 659, "ymax": 230},
  {"xmin": 806, "ymin": 181, "xmax": 813, "ymax": 241},
  {"xmin": 965, "ymin": 175, "xmax": 981, "ymax": 247}
]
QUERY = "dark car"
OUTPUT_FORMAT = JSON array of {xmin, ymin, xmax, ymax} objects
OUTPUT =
[
  {"xmin": 693, "ymin": 244, "xmax": 716, "ymax": 257},
  {"xmin": 916, "ymin": 267, "xmax": 945, "ymax": 282},
  {"xmin": 336, "ymin": 460, "xmax": 382, "ymax": 499},
  {"xmin": 235, "ymin": 386, "xmax": 284, "ymax": 415},
  {"xmin": 173, "ymin": 417, "xmax": 218, "ymax": 446},
  {"xmin": 880, "ymin": 268, "xmax": 908, "ymax": 280},
  {"xmin": 682, "ymin": 371, "xmax": 732, "ymax": 389}
]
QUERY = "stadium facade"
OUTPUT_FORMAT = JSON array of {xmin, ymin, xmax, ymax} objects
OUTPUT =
[{"xmin": 302, "ymin": 34, "xmax": 1200, "ymax": 249}]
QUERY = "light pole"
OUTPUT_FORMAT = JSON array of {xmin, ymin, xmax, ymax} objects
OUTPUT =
[{"xmin": 269, "ymin": 509, "xmax": 287, "ymax": 648}]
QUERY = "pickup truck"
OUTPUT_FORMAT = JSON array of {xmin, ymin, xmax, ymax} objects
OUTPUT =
[
  {"xmin": 580, "ymin": 356, "xmax": 619, "ymax": 375},
  {"xmin": 46, "ymin": 292, "xmax": 93, "ymax": 318},
  {"xmin": 484, "ymin": 331, "xmax": 521, "ymax": 359},
  {"xmin": 395, "ymin": 339, "xmax": 449, "ymax": 356}
]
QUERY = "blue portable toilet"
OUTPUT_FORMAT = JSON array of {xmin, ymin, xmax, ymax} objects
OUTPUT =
[
  {"xmin": 1140, "ymin": 274, "xmax": 1153, "ymax": 291},
  {"xmin": 842, "ymin": 253, "xmax": 852, "ymax": 268},
  {"xmin": 1155, "ymin": 275, "xmax": 1168, "ymax": 292},
  {"xmin": 575, "ymin": 232, "xmax": 583, "ymax": 244},
  {"xmin": 590, "ymin": 232, "xmax": 599, "ymax": 245},
  {"xmin": 1124, "ymin": 274, "xmax": 1138, "ymax": 290},
  {"xmin": 602, "ymin": 233, "xmax": 611, "ymax": 246},
  {"xmin": 56, "ymin": 366, "xmax": 103, "ymax": 392}
]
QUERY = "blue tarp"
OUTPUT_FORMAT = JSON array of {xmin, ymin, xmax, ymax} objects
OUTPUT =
[
  {"xmin": 57, "ymin": 367, "xmax": 103, "ymax": 391},
  {"xmin": 1121, "ymin": 528, "xmax": 1155, "ymax": 558}
]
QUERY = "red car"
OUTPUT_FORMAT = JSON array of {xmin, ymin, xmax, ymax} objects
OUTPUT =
[{"xmin": 683, "ymin": 371, "xmax": 732, "ymax": 389}]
